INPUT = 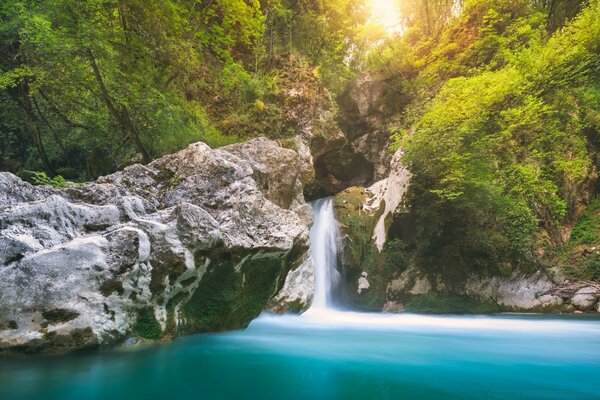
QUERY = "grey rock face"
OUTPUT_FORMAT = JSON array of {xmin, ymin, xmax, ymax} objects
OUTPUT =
[
  {"xmin": 0, "ymin": 138, "xmax": 310, "ymax": 354},
  {"xmin": 571, "ymin": 287, "xmax": 599, "ymax": 311},
  {"xmin": 266, "ymin": 254, "xmax": 315, "ymax": 313}
]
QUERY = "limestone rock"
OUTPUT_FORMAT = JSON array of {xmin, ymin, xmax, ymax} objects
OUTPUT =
[
  {"xmin": 0, "ymin": 138, "xmax": 310, "ymax": 354},
  {"xmin": 357, "ymin": 271, "xmax": 371, "ymax": 294},
  {"xmin": 365, "ymin": 148, "xmax": 412, "ymax": 250},
  {"xmin": 383, "ymin": 301, "xmax": 405, "ymax": 313},
  {"xmin": 266, "ymin": 255, "xmax": 315, "ymax": 313},
  {"xmin": 571, "ymin": 287, "xmax": 598, "ymax": 311},
  {"xmin": 409, "ymin": 276, "xmax": 432, "ymax": 295},
  {"xmin": 464, "ymin": 271, "xmax": 557, "ymax": 309}
]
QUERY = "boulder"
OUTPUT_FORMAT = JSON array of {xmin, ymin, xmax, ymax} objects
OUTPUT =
[
  {"xmin": 463, "ymin": 271, "xmax": 557, "ymax": 309},
  {"xmin": 571, "ymin": 287, "xmax": 598, "ymax": 311},
  {"xmin": 0, "ymin": 138, "xmax": 310, "ymax": 354}
]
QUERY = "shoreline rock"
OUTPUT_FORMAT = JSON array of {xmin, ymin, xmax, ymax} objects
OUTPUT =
[{"xmin": 0, "ymin": 138, "xmax": 310, "ymax": 355}]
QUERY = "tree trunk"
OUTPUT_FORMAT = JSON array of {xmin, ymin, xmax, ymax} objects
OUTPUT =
[
  {"xmin": 19, "ymin": 87, "xmax": 54, "ymax": 174},
  {"xmin": 87, "ymin": 49, "xmax": 152, "ymax": 163}
]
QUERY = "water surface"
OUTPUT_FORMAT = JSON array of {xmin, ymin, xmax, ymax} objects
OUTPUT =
[{"xmin": 1, "ymin": 312, "xmax": 599, "ymax": 400}]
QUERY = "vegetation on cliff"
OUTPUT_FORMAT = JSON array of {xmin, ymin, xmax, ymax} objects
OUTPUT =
[
  {"xmin": 381, "ymin": 0, "xmax": 599, "ymax": 274},
  {"xmin": 1, "ymin": 0, "xmax": 598, "ymax": 285}
]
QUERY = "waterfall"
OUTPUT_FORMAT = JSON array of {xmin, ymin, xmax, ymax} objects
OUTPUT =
[{"xmin": 307, "ymin": 198, "xmax": 342, "ymax": 312}]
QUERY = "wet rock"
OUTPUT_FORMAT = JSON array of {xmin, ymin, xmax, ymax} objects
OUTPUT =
[{"xmin": 364, "ymin": 148, "xmax": 411, "ymax": 250}]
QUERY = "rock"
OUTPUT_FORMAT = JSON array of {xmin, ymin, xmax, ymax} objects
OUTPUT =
[
  {"xmin": 357, "ymin": 272, "xmax": 371, "ymax": 294},
  {"xmin": 365, "ymin": 148, "xmax": 411, "ymax": 250},
  {"xmin": 386, "ymin": 271, "xmax": 411, "ymax": 298},
  {"xmin": 266, "ymin": 255, "xmax": 315, "ymax": 313},
  {"xmin": 409, "ymin": 276, "xmax": 432, "ymax": 295},
  {"xmin": 0, "ymin": 138, "xmax": 310, "ymax": 354},
  {"xmin": 596, "ymin": 302, "xmax": 600, "ymax": 313},
  {"xmin": 571, "ymin": 286, "xmax": 598, "ymax": 311},
  {"xmin": 308, "ymin": 73, "xmax": 400, "ymax": 196},
  {"xmin": 536, "ymin": 294, "xmax": 563, "ymax": 307},
  {"xmin": 383, "ymin": 301, "xmax": 405, "ymax": 313},
  {"xmin": 463, "ymin": 270, "xmax": 557, "ymax": 310}
]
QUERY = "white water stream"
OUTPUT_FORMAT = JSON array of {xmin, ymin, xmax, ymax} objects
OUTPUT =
[
  {"xmin": 292, "ymin": 198, "xmax": 598, "ymax": 335},
  {"xmin": 305, "ymin": 198, "xmax": 342, "ymax": 312}
]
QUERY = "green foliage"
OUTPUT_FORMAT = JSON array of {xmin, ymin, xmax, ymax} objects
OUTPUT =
[
  {"xmin": 133, "ymin": 307, "xmax": 162, "ymax": 340},
  {"xmin": 24, "ymin": 170, "xmax": 74, "ymax": 188},
  {"xmin": 390, "ymin": 0, "xmax": 600, "ymax": 270},
  {"xmin": 562, "ymin": 199, "xmax": 600, "ymax": 281},
  {"xmin": 570, "ymin": 199, "xmax": 600, "ymax": 245}
]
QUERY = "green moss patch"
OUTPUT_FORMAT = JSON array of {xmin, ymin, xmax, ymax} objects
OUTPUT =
[
  {"xmin": 133, "ymin": 307, "xmax": 162, "ymax": 339},
  {"xmin": 334, "ymin": 188, "xmax": 409, "ymax": 310},
  {"xmin": 182, "ymin": 252, "xmax": 284, "ymax": 332}
]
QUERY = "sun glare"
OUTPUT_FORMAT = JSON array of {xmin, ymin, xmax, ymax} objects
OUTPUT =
[{"xmin": 369, "ymin": 0, "xmax": 402, "ymax": 34}]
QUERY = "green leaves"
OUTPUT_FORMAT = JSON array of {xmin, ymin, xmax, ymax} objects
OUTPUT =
[{"xmin": 393, "ymin": 0, "xmax": 600, "ymax": 267}]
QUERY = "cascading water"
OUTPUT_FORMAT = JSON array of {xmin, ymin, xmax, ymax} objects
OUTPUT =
[{"xmin": 306, "ymin": 198, "xmax": 342, "ymax": 313}]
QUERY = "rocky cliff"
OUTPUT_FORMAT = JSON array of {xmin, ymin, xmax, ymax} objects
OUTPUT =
[
  {"xmin": 333, "ymin": 150, "xmax": 600, "ymax": 314},
  {"xmin": 0, "ymin": 138, "xmax": 311, "ymax": 354}
]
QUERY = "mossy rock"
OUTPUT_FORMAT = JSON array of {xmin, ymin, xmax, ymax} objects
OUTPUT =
[
  {"xmin": 0, "ymin": 328, "xmax": 97, "ymax": 355},
  {"xmin": 149, "ymin": 249, "xmax": 187, "ymax": 296},
  {"xmin": 99, "ymin": 279, "xmax": 124, "ymax": 297},
  {"xmin": 405, "ymin": 292, "xmax": 501, "ymax": 314},
  {"xmin": 133, "ymin": 307, "xmax": 162, "ymax": 339},
  {"xmin": 182, "ymin": 251, "xmax": 284, "ymax": 332}
]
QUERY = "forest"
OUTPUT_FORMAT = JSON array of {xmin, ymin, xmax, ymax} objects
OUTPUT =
[{"xmin": 1, "ymin": 0, "xmax": 599, "ymax": 275}]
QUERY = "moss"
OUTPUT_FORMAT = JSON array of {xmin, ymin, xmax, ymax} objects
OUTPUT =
[
  {"xmin": 133, "ymin": 307, "xmax": 162, "ymax": 339},
  {"xmin": 168, "ymin": 175, "xmax": 181, "ymax": 188},
  {"xmin": 182, "ymin": 252, "xmax": 284, "ymax": 332},
  {"xmin": 233, "ymin": 255, "xmax": 282, "ymax": 321},
  {"xmin": 279, "ymin": 137, "xmax": 299, "ymax": 151},
  {"xmin": 334, "ymin": 188, "xmax": 408, "ymax": 310},
  {"xmin": 99, "ymin": 279, "xmax": 124, "ymax": 296},
  {"xmin": 42, "ymin": 309, "xmax": 79, "ymax": 324},
  {"xmin": 182, "ymin": 260, "xmax": 240, "ymax": 331},
  {"xmin": 166, "ymin": 291, "xmax": 188, "ymax": 312},
  {"xmin": 406, "ymin": 292, "xmax": 501, "ymax": 313},
  {"xmin": 286, "ymin": 299, "xmax": 307, "ymax": 314}
]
